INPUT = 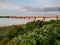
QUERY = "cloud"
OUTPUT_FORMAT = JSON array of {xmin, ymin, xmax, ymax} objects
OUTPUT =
[
  {"xmin": 20, "ymin": 6, "xmax": 60, "ymax": 12},
  {"xmin": 20, "ymin": 6, "xmax": 42, "ymax": 12},
  {"xmin": 0, "ymin": 1, "xmax": 27, "ymax": 11},
  {"xmin": 0, "ymin": 1, "xmax": 59, "ymax": 12},
  {"xmin": 33, "ymin": 0, "xmax": 60, "ymax": 7},
  {"xmin": 0, "ymin": 0, "xmax": 60, "ymax": 12},
  {"xmin": 0, "ymin": 1, "xmax": 15, "ymax": 9}
]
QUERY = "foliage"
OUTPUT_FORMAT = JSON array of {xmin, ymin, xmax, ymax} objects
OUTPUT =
[{"xmin": 0, "ymin": 20, "xmax": 60, "ymax": 45}]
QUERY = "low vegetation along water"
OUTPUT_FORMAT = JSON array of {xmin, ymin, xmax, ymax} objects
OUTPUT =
[{"xmin": 0, "ymin": 20, "xmax": 60, "ymax": 45}]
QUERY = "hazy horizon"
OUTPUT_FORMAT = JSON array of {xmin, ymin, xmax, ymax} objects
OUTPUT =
[{"xmin": 0, "ymin": 0, "xmax": 60, "ymax": 26}]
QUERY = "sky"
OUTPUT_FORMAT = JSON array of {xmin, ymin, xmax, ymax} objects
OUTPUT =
[{"xmin": 0, "ymin": 0, "xmax": 60, "ymax": 16}]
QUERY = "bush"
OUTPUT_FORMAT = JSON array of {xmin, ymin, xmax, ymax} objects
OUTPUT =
[{"xmin": 0, "ymin": 20, "xmax": 60, "ymax": 45}]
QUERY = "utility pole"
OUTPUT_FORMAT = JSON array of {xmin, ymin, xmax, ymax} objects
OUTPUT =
[
  {"xmin": 59, "ymin": 8, "xmax": 60, "ymax": 15},
  {"xmin": 42, "ymin": 17, "xmax": 45, "ymax": 21},
  {"xmin": 56, "ymin": 16, "xmax": 58, "ymax": 20},
  {"xmin": 33, "ymin": 17, "xmax": 36, "ymax": 21}
]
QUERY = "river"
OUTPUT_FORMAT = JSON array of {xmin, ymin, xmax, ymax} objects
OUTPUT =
[{"xmin": 0, "ymin": 18, "xmax": 59, "ymax": 26}]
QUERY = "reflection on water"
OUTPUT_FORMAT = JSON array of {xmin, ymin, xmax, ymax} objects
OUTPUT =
[{"xmin": 0, "ymin": 18, "xmax": 59, "ymax": 26}]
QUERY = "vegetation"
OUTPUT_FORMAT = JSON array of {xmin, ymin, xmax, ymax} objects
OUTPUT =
[{"xmin": 0, "ymin": 20, "xmax": 60, "ymax": 45}]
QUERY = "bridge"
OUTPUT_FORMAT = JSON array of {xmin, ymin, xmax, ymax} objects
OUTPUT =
[{"xmin": 0, "ymin": 15, "xmax": 60, "ymax": 21}]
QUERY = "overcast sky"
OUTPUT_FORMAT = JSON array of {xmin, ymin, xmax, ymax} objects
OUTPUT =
[{"xmin": 0, "ymin": 0, "xmax": 60, "ymax": 16}]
